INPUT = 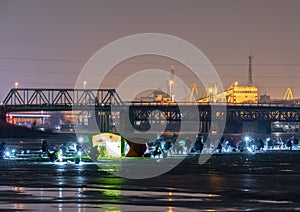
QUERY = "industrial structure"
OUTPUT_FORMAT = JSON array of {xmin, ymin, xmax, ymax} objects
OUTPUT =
[
  {"xmin": 283, "ymin": 88, "xmax": 294, "ymax": 101},
  {"xmin": 196, "ymin": 55, "xmax": 258, "ymax": 104},
  {"xmin": 248, "ymin": 55, "xmax": 253, "ymax": 85},
  {"xmin": 188, "ymin": 83, "xmax": 199, "ymax": 102},
  {"xmin": 196, "ymin": 82, "xmax": 258, "ymax": 104}
]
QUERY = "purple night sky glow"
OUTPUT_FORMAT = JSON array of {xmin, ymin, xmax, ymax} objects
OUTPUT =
[{"xmin": 0, "ymin": 0, "xmax": 300, "ymax": 101}]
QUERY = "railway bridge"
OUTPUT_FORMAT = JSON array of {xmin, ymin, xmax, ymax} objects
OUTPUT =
[{"xmin": 1, "ymin": 88, "xmax": 300, "ymax": 134}]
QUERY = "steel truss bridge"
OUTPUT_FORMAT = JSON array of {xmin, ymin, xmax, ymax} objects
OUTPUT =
[
  {"xmin": 127, "ymin": 103, "xmax": 300, "ymax": 122},
  {"xmin": 1, "ymin": 88, "xmax": 300, "ymax": 132},
  {"xmin": 1, "ymin": 88, "xmax": 123, "ymax": 111}
]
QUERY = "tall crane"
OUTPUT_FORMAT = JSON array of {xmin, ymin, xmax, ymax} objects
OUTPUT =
[{"xmin": 283, "ymin": 88, "xmax": 294, "ymax": 100}]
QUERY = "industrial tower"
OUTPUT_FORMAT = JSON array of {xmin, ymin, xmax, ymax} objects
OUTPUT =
[
  {"xmin": 196, "ymin": 56, "xmax": 258, "ymax": 104},
  {"xmin": 248, "ymin": 55, "xmax": 253, "ymax": 86}
]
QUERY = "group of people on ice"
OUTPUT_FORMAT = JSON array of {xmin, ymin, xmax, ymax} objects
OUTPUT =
[
  {"xmin": 213, "ymin": 135, "xmax": 300, "ymax": 153},
  {"xmin": 145, "ymin": 134, "xmax": 300, "ymax": 157}
]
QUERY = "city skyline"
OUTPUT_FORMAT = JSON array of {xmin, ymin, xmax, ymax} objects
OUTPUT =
[{"xmin": 0, "ymin": 0, "xmax": 300, "ymax": 101}]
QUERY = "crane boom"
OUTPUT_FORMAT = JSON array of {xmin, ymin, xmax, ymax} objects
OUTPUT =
[
  {"xmin": 189, "ymin": 83, "xmax": 199, "ymax": 101},
  {"xmin": 283, "ymin": 88, "xmax": 294, "ymax": 100}
]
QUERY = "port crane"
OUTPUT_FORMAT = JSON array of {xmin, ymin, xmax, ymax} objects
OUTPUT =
[
  {"xmin": 188, "ymin": 83, "xmax": 199, "ymax": 102},
  {"xmin": 283, "ymin": 88, "xmax": 294, "ymax": 100}
]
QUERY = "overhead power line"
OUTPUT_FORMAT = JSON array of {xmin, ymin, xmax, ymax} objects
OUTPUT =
[{"xmin": 1, "ymin": 56, "xmax": 300, "ymax": 66}]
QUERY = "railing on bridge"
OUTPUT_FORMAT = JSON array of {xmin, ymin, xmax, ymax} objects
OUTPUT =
[{"xmin": 2, "ymin": 88, "xmax": 123, "ymax": 110}]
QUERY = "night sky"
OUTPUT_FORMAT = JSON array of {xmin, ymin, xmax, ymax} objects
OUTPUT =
[{"xmin": 0, "ymin": 0, "xmax": 300, "ymax": 101}]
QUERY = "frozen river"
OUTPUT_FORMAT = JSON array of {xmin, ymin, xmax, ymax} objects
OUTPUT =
[{"xmin": 1, "ymin": 152, "xmax": 300, "ymax": 211}]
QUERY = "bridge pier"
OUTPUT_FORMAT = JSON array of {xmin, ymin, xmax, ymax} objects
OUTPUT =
[
  {"xmin": 242, "ymin": 120, "xmax": 271, "ymax": 134},
  {"xmin": 199, "ymin": 120, "xmax": 210, "ymax": 133},
  {"xmin": 88, "ymin": 111, "xmax": 110, "ymax": 132},
  {"xmin": 119, "ymin": 110, "xmax": 134, "ymax": 134},
  {"xmin": 0, "ymin": 109, "xmax": 6, "ymax": 123},
  {"xmin": 224, "ymin": 120, "xmax": 243, "ymax": 133},
  {"xmin": 224, "ymin": 120, "xmax": 271, "ymax": 134},
  {"xmin": 98, "ymin": 111, "xmax": 110, "ymax": 132}
]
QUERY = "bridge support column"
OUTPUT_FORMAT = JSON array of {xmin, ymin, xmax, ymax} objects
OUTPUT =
[
  {"xmin": 224, "ymin": 120, "xmax": 243, "ymax": 134},
  {"xmin": 260, "ymin": 120, "xmax": 271, "ymax": 134},
  {"xmin": 99, "ymin": 112, "xmax": 110, "ymax": 132},
  {"xmin": 0, "ymin": 110, "xmax": 6, "ymax": 122},
  {"xmin": 242, "ymin": 120, "xmax": 271, "ymax": 134},
  {"xmin": 119, "ymin": 110, "xmax": 134, "ymax": 134},
  {"xmin": 199, "ymin": 120, "xmax": 210, "ymax": 133},
  {"xmin": 225, "ymin": 120, "xmax": 271, "ymax": 134},
  {"xmin": 88, "ymin": 111, "xmax": 110, "ymax": 133}
]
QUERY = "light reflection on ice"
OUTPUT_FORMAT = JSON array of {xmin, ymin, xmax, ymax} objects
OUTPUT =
[
  {"xmin": 249, "ymin": 199, "xmax": 293, "ymax": 204},
  {"xmin": 0, "ymin": 186, "xmax": 220, "ymax": 211},
  {"xmin": 121, "ymin": 190, "xmax": 219, "ymax": 198}
]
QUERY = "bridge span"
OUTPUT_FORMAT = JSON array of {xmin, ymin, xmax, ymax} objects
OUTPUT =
[{"xmin": 1, "ymin": 88, "xmax": 300, "ymax": 134}]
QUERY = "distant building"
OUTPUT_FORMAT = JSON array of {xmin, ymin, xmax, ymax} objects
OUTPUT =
[
  {"xmin": 226, "ymin": 83, "xmax": 258, "ymax": 104},
  {"xmin": 259, "ymin": 94, "xmax": 271, "ymax": 104}
]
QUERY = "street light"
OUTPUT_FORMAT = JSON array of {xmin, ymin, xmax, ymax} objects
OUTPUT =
[
  {"xmin": 83, "ymin": 81, "xmax": 87, "ymax": 89},
  {"xmin": 14, "ymin": 82, "xmax": 19, "ymax": 89},
  {"xmin": 169, "ymin": 80, "xmax": 173, "ymax": 99}
]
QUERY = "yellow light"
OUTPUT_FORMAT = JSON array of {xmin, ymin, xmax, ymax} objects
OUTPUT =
[
  {"xmin": 167, "ymin": 206, "xmax": 174, "ymax": 212},
  {"xmin": 168, "ymin": 192, "xmax": 173, "ymax": 202},
  {"xmin": 14, "ymin": 81, "xmax": 19, "ymax": 88}
]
